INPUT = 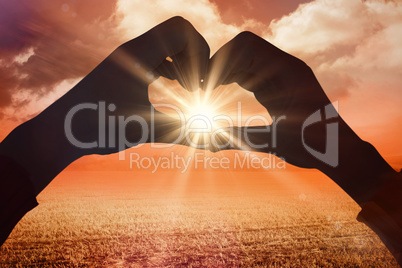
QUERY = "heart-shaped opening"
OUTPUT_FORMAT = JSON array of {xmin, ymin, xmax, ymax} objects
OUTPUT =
[{"xmin": 149, "ymin": 77, "xmax": 272, "ymax": 129}]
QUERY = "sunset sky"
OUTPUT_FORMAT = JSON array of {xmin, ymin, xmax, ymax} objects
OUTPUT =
[{"xmin": 0, "ymin": 0, "xmax": 401, "ymax": 173}]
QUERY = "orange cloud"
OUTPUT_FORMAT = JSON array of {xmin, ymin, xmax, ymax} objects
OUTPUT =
[{"xmin": 115, "ymin": 0, "xmax": 240, "ymax": 53}]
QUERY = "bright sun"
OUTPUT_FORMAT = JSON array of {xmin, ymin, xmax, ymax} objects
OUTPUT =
[{"xmin": 184, "ymin": 102, "xmax": 218, "ymax": 129}]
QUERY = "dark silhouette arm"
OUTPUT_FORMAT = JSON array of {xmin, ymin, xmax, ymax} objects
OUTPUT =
[
  {"xmin": 207, "ymin": 31, "xmax": 402, "ymax": 265},
  {"xmin": 0, "ymin": 17, "xmax": 209, "ymax": 246}
]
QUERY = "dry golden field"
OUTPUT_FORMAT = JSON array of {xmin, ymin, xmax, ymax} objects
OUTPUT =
[{"xmin": 0, "ymin": 170, "xmax": 398, "ymax": 267}]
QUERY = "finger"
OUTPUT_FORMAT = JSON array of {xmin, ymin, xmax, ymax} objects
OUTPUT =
[
  {"xmin": 147, "ymin": 110, "xmax": 185, "ymax": 145},
  {"xmin": 122, "ymin": 17, "xmax": 210, "ymax": 89},
  {"xmin": 146, "ymin": 110, "xmax": 208, "ymax": 149},
  {"xmin": 206, "ymin": 39, "xmax": 250, "ymax": 90},
  {"xmin": 206, "ymin": 31, "xmax": 303, "ymax": 118},
  {"xmin": 155, "ymin": 25, "xmax": 210, "ymax": 91},
  {"xmin": 150, "ymin": 110, "xmax": 222, "ymax": 150},
  {"xmin": 154, "ymin": 59, "xmax": 177, "ymax": 80},
  {"xmin": 207, "ymin": 31, "xmax": 268, "ymax": 90},
  {"xmin": 172, "ymin": 40, "xmax": 210, "ymax": 91},
  {"xmin": 154, "ymin": 53, "xmax": 206, "ymax": 91},
  {"xmin": 150, "ymin": 111, "xmax": 208, "ymax": 149},
  {"xmin": 209, "ymin": 125, "xmax": 275, "ymax": 154},
  {"xmin": 208, "ymin": 31, "xmax": 293, "ymax": 87}
]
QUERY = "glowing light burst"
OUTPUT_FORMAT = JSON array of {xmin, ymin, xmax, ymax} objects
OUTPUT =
[
  {"xmin": 185, "ymin": 101, "xmax": 217, "ymax": 128},
  {"xmin": 113, "ymin": 46, "xmax": 270, "ymax": 151},
  {"xmin": 148, "ymin": 82, "xmax": 269, "ymax": 151},
  {"xmin": 149, "ymin": 78, "xmax": 239, "ymax": 150},
  {"xmin": 183, "ymin": 94, "xmax": 220, "ymax": 128},
  {"xmin": 181, "ymin": 91, "xmax": 228, "ymax": 149}
]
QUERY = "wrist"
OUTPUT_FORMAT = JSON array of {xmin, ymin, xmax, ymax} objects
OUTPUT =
[
  {"xmin": 0, "ymin": 113, "xmax": 84, "ymax": 195},
  {"xmin": 356, "ymin": 172, "xmax": 402, "ymax": 265},
  {"xmin": 319, "ymin": 134, "xmax": 397, "ymax": 205}
]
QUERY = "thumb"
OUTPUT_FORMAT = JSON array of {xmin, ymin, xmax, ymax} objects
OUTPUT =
[
  {"xmin": 147, "ymin": 110, "xmax": 185, "ymax": 145},
  {"xmin": 209, "ymin": 125, "xmax": 276, "ymax": 154}
]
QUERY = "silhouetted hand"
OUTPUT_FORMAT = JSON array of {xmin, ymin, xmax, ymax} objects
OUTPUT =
[
  {"xmin": 61, "ymin": 16, "xmax": 210, "ymax": 155},
  {"xmin": 207, "ymin": 31, "xmax": 402, "ymax": 264},
  {"xmin": 0, "ymin": 17, "xmax": 210, "ymax": 194},
  {"xmin": 207, "ymin": 31, "xmax": 345, "ymax": 169},
  {"xmin": 207, "ymin": 31, "xmax": 395, "ymax": 202}
]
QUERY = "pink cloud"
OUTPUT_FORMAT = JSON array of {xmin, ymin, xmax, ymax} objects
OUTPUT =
[{"xmin": 0, "ymin": 0, "xmax": 121, "ymax": 113}]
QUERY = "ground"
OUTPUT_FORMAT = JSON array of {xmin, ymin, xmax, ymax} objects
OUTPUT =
[{"xmin": 0, "ymin": 170, "xmax": 398, "ymax": 267}]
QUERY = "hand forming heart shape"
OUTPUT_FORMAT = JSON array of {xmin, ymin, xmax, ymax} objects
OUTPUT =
[
  {"xmin": 1, "ymin": 15, "xmax": 390, "ymax": 205},
  {"xmin": 143, "ymin": 17, "xmax": 341, "ymax": 171},
  {"xmin": 1, "ymin": 16, "xmax": 401, "ymax": 265},
  {"xmin": 7, "ymin": 16, "xmax": 387, "ymax": 202}
]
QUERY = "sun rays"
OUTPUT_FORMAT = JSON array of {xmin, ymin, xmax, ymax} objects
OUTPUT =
[{"xmin": 110, "ymin": 43, "xmax": 271, "ymax": 154}]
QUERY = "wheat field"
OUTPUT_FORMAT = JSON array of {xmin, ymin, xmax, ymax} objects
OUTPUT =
[{"xmin": 0, "ymin": 170, "xmax": 398, "ymax": 267}]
